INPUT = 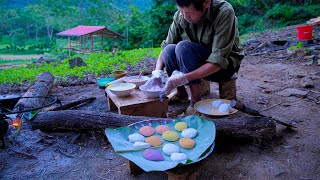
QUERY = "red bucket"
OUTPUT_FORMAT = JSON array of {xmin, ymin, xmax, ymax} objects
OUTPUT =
[{"xmin": 296, "ymin": 25, "xmax": 313, "ymax": 40}]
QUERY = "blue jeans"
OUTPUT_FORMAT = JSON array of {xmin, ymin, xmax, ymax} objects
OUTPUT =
[{"xmin": 162, "ymin": 41, "xmax": 239, "ymax": 85}]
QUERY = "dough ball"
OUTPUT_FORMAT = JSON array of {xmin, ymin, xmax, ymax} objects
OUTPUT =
[
  {"xmin": 145, "ymin": 136, "xmax": 162, "ymax": 146},
  {"xmin": 212, "ymin": 100, "xmax": 224, "ymax": 108},
  {"xmin": 155, "ymin": 125, "xmax": 170, "ymax": 134},
  {"xmin": 128, "ymin": 133, "xmax": 145, "ymax": 143},
  {"xmin": 162, "ymin": 143, "xmax": 180, "ymax": 156},
  {"xmin": 139, "ymin": 126, "xmax": 155, "ymax": 136},
  {"xmin": 143, "ymin": 149, "xmax": 164, "ymax": 161},
  {"xmin": 174, "ymin": 122, "xmax": 188, "ymax": 131},
  {"xmin": 162, "ymin": 130, "xmax": 179, "ymax": 141},
  {"xmin": 179, "ymin": 138, "xmax": 195, "ymax": 149},
  {"xmin": 181, "ymin": 128, "xmax": 198, "ymax": 139},
  {"xmin": 133, "ymin": 142, "xmax": 151, "ymax": 149},
  {"xmin": 218, "ymin": 103, "xmax": 231, "ymax": 114},
  {"xmin": 170, "ymin": 153, "xmax": 187, "ymax": 162}
]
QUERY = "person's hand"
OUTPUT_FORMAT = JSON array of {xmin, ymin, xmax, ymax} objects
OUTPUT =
[
  {"xmin": 160, "ymin": 70, "xmax": 189, "ymax": 98},
  {"xmin": 152, "ymin": 70, "xmax": 164, "ymax": 78},
  {"xmin": 143, "ymin": 70, "xmax": 165, "ymax": 89}
]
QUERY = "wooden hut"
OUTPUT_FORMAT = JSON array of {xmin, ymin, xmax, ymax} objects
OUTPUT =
[{"xmin": 57, "ymin": 25, "xmax": 124, "ymax": 55}]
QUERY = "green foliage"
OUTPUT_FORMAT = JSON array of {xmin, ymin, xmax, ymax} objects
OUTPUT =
[
  {"xmin": 148, "ymin": 2, "xmax": 176, "ymax": 46},
  {"xmin": 0, "ymin": 48, "xmax": 161, "ymax": 84},
  {"xmin": 0, "ymin": 0, "xmax": 319, "ymax": 54},
  {"xmin": 288, "ymin": 42, "xmax": 304, "ymax": 50},
  {"xmin": 264, "ymin": 4, "xmax": 320, "ymax": 26}
]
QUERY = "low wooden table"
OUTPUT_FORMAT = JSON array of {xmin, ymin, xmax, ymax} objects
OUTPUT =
[
  {"xmin": 105, "ymin": 88, "xmax": 168, "ymax": 117},
  {"xmin": 127, "ymin": 160, "xmax": 203, "ymax": 180}
]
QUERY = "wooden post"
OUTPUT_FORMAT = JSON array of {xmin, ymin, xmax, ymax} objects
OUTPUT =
[
  {"xmin": 90, "ymin": 34, "xmax": 93, "ymax": 52},
  {"xmin": 68, "ymin": 36, "xmax": 71, "ymax": 56},
  {"xmin": 101, "ymin": 35, "xmax": 104, "ymax": 52},
  {"xmin": 79, "ymin": 36, "xmax": 82, "ymax": 50}
]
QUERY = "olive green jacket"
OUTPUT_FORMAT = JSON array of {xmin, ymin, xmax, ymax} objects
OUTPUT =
[{"xmin": 161, "ymin": 0, "xmax": 244, "ymax": 69}]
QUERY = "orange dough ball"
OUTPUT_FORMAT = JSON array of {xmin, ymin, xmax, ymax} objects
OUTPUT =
[
  {"xmin": 156, "ymin": 125, "xmax": 170, "ymax": 134},
  {"xmin": 145, "ymin": 136, "xmax": 162, "ymax": 146},
  {"xmin": 179, "ymin": 138, "xmax": 195, "ymax": 149},
  {"xmin": 139, "ymin": 126, "xmax": 155, "ymax": 136}
]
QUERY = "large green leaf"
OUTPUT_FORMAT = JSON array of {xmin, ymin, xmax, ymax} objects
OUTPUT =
[{"xmin": 105, "ymin": 115, "xmax": 216, "ymax": 172}]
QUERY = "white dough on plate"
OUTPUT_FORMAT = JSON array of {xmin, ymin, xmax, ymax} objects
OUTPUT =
[
  {"xmin": 133, "ymin": 142, "xmax": 151, "ymax": 148},
  {"xmin": 218, "ymin": 103, "xmax": 231, "ymax": 114},
  {"xmin": 128, "ymin": 133, "xmax": 145, "ymax": 143},
  {"xmin": 212, "ymin": 100, "xmax": 224, "ymax": 108},
  {"xmin": 170, "ymin": 153, "xmax": 187, "ymax": 162},
  {"xmin": 163, "ymin": 143, "xmax": 180, "ymax": 156},
  {"xmin": 181, "ymin": 128, "xmax": 198, "ymax": 138}
]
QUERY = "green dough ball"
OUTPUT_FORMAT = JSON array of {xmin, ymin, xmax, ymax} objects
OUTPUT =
[
  {"xmin": 162, "ymin": 130, "xmax": 179, "ymax": 141},
  {"xmin": 174, "ymin": 122, "xmax": 188, "ymax": 131}
]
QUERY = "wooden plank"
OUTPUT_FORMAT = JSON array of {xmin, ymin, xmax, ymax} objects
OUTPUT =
[
  {"xmin": 120, "ymin": 99, "xmax": 168, "ymax": 117},
  {"xmin": 105, "ymin": 89, "xmax": 168, "ymax": 117}
]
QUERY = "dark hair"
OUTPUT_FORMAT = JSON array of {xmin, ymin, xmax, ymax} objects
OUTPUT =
[{"xmin": 175, "ymin": 0, "xmax": 206, "ymax": 12}]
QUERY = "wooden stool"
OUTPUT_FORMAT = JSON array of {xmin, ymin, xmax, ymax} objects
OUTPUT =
[
  {"xmin": 201, "ymin": 76, "xmax": 237, "ymax": 100},
  {"xmin": 200, "ymin": 80, "xmax": 210, "ymax": 96},
  {"xmin": 105, "ymin": 88, "xmax": 168, "ymax": 117},
  {"xmin": 218, "ymin": 76, "xmax": 237, "ymax": 100}
]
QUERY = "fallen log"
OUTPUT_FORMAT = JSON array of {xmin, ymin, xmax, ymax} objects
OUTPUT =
[
  {"xmin": 13, "ymin": 72, "xmax": 55, "ymax": 112},
  {"xmin": 31, "ymin": 110, "xmax": 276, "ymax": 139}
]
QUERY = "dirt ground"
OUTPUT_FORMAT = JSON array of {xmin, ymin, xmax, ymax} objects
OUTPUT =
[{"xmin": 0, "ymin": 26, "xmax": 320, "ymax": 179}]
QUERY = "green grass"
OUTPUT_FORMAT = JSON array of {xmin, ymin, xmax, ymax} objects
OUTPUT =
[{"xmin": 0, "ymin": 47, "xmax": 161, "ymax": 84}]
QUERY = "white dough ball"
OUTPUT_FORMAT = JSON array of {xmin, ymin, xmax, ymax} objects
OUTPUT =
[
  {"xmin": 212, "ymin": 100, "xmax": 224, "ymax": 108},
  {"xmin": 218, "ymin": 103, "xmax": 231, "ymax": 114},
  {"xmin": 181, "ymin": 128, "xmax": 198, "ymax": 138},
  {"xmin": 163, "ymin": 144, "xmax": 180, "ymax": 156},
  {"xmin": 128, "ymin": 133, "xmax": 145, "ymax": 143},
  {"xmin": 170, "ymin": 153, "xmax": 187, "ymax": 162},
  {"xmin": 133, "ymin": 142, "xmax": 151, "ymax": 149}
]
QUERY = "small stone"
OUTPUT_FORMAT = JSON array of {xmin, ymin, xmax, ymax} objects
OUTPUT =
[
  {"xmin": 303, "ymin": 60, "xmax": 314, "ymax": 66},
  {"xmin": 300, "ymin": 77, "xmax": 314, "ymax": 88},
  {"xmin": 303, "ymin": 55, "xmax": 315, "ymax": 60},
  {"xmin": 276, "ymin": 88, "xmax": 308, "ymax": 98},
  {"xmin": 281, "ymin": 145, "xmax": 293, "ymax": 149},
  {"xmin": 262, "ymin": 89, "xmax": 273, "ymax": 94}
]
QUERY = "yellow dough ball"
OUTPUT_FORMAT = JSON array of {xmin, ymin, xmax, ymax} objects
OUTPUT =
[
  {"xmin": 174, "ymin": 122, "xmax": 188, "ymax": 131},
  {"xmin": 162, "ymin": 130, "xmax": 179, "ymax": 141},
  {"xmin": 179, "ymin": 138, "xmax": 195, "ymax": 149},
  {"xmin": 145, "ymin": 136, "xmax": 162, "ymax": 146}
]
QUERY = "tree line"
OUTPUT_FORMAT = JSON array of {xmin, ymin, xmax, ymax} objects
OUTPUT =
[{"xmin": 0, "ymin": 0, "xmax": 319, "ymax": 53}]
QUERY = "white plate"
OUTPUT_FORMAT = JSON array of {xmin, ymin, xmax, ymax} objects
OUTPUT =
[{"xmin": 194, "ymin": 99, "xmax": 238, "ymax": 116}]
